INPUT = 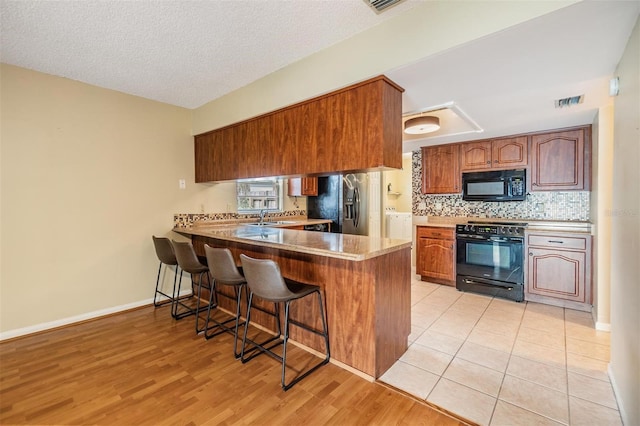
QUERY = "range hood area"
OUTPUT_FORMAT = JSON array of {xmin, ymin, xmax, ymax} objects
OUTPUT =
[{"xmin": 194, "ymin": 76, "xmax": 405, "ymax": 182}]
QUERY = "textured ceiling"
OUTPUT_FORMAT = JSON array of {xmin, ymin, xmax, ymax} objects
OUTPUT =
[{"xmin": 0, "ymin": 0, "xmax": 420, "ymax": 108}]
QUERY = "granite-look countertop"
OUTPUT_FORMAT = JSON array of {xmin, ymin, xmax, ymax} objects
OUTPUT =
[{"xmin": 173, "ymin": 224, "xmax": 412, "ymax": 261}]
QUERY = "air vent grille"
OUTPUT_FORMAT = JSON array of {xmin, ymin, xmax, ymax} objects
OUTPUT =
[
  {"xmin": 555, "ymin": 95, "xmax": 584, "ymax": 108},
  {"xmin": 365, "ymin": 0, "xmax": 403, "ymax": 13}
]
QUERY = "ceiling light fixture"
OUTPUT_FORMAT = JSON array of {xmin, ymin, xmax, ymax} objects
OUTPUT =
[{"xmin": 404, "ymin": 116, "xmax": 440, "ymax": 134}]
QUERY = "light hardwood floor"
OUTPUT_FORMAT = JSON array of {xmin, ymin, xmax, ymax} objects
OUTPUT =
[{"xmin": 0, "ymin": 304, "xmax": 471, "ymax": 425}]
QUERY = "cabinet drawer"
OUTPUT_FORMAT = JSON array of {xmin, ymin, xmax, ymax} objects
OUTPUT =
[
  {"xmin": 528, "ymin": 234, "xmax": 588, "ymax": 250},
  {"xmin": 417, "ymin": 226, "xmax": 454, "ymax": 240}
]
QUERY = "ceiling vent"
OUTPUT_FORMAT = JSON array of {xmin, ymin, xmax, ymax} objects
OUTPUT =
[
  {"xmin": 365, "ymin": 0, "xmax": 404, "ymax": 13},
  {"xmin": 554, "ymin": 95, "xmax": 584, "ymax": 108}
]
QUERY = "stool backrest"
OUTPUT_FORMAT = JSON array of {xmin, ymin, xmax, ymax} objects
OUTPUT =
[
  {"xmin": 171, "ymin": 240, "xmax": 205, "ymax": 273},
  {"xmin": 152, "ymin": 236, "xmax": 177, "ymax": 265},
  {"xmin": 240, "ymin": 254, "xmax": 294, "ymax": 300},
  {"xmin": 204, "ymin": 245, "xmax": 245, "ymax": 284}
]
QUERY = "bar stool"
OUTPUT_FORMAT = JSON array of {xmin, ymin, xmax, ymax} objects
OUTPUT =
[
  {"xmin": 203, "ymin": 245, "xmax": 247, "ymax": 358},
  {"xmin": 239, "ymin": 254, "xmax": 330, "ymax": 391},
  {"xmin": 152, "ymin": 236, "xmax": 181, "ymax": 308},
  {"xmin": 170, "ymin": 240, "xmax": 211, "ymax": 333}
]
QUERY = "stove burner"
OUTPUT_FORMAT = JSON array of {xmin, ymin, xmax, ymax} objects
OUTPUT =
[
  {"xmin": 466, "ymin": 221, "xmax": 529, "ymax": 227},
  {"xmin": 457, "ymin": 221, "xmax": 528, "ymax": 237}
]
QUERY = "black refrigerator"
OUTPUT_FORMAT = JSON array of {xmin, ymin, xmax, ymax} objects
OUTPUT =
[{"xmin": 306, "ymin": 173, "xmax": 369, "ymax": 236}]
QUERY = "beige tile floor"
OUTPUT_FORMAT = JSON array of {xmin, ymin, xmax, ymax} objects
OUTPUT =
[{"xmin": 379, "ymin": 274, "xmax": 621, "ymax": 426}]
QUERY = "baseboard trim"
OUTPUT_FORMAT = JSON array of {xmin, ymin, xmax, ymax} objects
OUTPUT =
[
  {"xmin": 608, "ymin": 363, "xmax": 628, "ymax": 425},
  {"xmin": 0, "ymin": 290, "xmax": 192, "ymax": 342}
]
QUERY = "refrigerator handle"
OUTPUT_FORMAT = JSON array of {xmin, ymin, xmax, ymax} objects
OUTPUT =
[{"xmin": 354, "ymin": 187, "xmax": 360, "ymax": 228}]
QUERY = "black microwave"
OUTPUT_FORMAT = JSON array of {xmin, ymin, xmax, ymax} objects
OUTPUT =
[{"xmin": 462, "ymin": 169, "xmax": 526, "ymax": 202}]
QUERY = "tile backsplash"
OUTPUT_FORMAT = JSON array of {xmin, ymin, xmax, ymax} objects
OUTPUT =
[
  {"xmin": 411, "ymin": 150, "xmax": 590, "ymax": 221},
  {"xmin": 174, "ymin": 210, "xmax": 306, "ymax": 228}
]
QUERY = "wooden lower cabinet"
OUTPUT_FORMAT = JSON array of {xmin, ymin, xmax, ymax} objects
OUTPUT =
[
  {"xmin": 416, "ymin": 226, "xmax": 455, "ymax": 285},
  {"xmin": 526, "ymin": 232, "xmax": 592, "ymax": 311}
]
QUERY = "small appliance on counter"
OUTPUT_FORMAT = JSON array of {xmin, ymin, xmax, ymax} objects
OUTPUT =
[{"xmin": 456, "ymin": 221, "xmax": 527, "ymax": 302}]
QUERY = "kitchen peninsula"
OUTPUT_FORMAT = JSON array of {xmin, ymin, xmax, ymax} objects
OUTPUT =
[{"xmin": 174, "ymin": 223, "xmax": 412, "ymax": 379}]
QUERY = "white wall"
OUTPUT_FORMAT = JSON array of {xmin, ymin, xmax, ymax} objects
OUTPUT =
[
  {"xmin": 609, "ymin": 17, "xmax": 640, "ymax": 426},
  {"xmin": 591, "ymin": 105, "xmax": 615, "ymax": 331}
]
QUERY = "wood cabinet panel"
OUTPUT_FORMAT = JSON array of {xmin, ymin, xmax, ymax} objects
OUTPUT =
[
  {"xmin": 460, "ymin": 141, "xmax": 492, "ymax": 171},
  {"xmin": 421, "ymin": 145, "xmax": 460, "ymax": 194},
  {"xmin": 492, "ymin": 136, "xmax": 528, "ymax": 168},
  {"xmin": 530, "ymin": 128, "xmax": 589, "ymax": 191},
  {"xmin": 191, "ymin": 235, "xmax": 410, "ymax": 378},
  {"xmin": 287, "ymin": 177, "xmax": 318, "ymax": 196},
  {"xmin": 460, "ymin": 137, "xmax": 527, "ymax": 171},
  {"xmin": 528, "ymin": 248, "xmax": 586, "ymax": 302},
  {"xmin": 526, "ymin": 231, "xmax": 592, "ymax": 311},
  {"xmin": 416, "ymin": 226, "xmax": 455, "ymax": 285},
  {"xmin": 194, "ymin": 76, "xmax": 404, "ymax": 182}
]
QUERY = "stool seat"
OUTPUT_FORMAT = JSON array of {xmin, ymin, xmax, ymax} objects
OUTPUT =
[
  {"xmin": 151, "ymin": 236, "xmax": 181, "ymax": 309},
  {"xmin": 203, "ymin": 245, "xmax": 247, "ymax": 358},
  {"xmin": 171, "ymin": 240, "xmax": 211, "ymax": 332},
  {"xmin": 239, "ymin": 254, "xmax": 330, "ymax": 391}
]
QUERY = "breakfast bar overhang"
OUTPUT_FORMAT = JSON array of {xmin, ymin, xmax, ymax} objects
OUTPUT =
[{"xmin": 174, "ymin": 224, "xmax": 412, "ymax": 379}]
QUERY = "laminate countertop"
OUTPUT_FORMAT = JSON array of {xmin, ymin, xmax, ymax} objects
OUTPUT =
[{"xmin": 173, "ymin": 224, "xmax": 411, "ymax": 261}]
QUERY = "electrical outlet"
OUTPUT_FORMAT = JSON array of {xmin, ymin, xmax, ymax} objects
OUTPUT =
[
  {"xmin": 418, "ymin": 202, "xmax": 426, "ymax": 210},
  {"xmin": 179, "ymin": 179, "xmax": 186, "ymax": 189},
  {"xmin": 435, "ymin": 202, "xmax": 442, "ymax": 211}
]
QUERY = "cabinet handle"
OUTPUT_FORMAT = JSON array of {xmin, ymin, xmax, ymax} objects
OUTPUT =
[
  {"xmin": 493, "ymin": 160, "xmax": 498, "ymax": 163},
  {"xmin": 486, "ymin": 161, "xmax": 491, "ymax": 164},
  {"xmin": 529, "ymin": 252, "xmax": 533, "ymax": 256},
  {"xmin": 548, "ymin": 240, "xmax": 564, "ymax": 244}
]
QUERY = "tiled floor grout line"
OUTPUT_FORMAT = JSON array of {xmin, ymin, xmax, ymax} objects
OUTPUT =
[{"xmin": 398, "ymin": 276, "xmax": 621, "ymax": 425}]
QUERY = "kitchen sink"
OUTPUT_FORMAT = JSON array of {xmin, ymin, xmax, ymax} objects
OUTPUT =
[{"xmin": 245, "ymin": 221, "xmax": 297, "ymax": 226}]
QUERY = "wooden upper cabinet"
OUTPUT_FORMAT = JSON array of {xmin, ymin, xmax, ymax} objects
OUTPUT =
[
  {"xmin": 287, "ymin": 177, "xmax": 318, "ymax": 196},
  {"xmin": 460, "ymin": 136, "xmax": 527, "ymax": 171},
  {"xmin": 530, "ymin": 128, "xmax": 590, "ymax": 191},
  {"xmin": 194, "ymin": 76, "xmax": 404, "ymax": 182},
  {"xmin": 460, "ymin": 141, "xmax": 491, "ymax": 171},
  {"xmin": 422, "ymin": 144, "xmax": 460, "ymax": 194}
]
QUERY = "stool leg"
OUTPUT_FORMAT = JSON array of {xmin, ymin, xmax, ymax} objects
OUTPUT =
[
  {"xmin": 171, "ymin": 269, "xmax": 185, "ymax": 319},
  {"xmin": 281, "ymin": 300, "xmax": 291, "ymax": 389},
  {"xmin": 232, "ymin": 285, "xmax": 244, "ymax": 358},
  {"xmin": 153, "ymin": 261, "xmax": 163, "ymax": 306},
  {"xmin": 240, "ymin": 291, "xmax": 254, "ymax": 362},
  {"xmin": 316, "ymin": 290, "xmax": 330, "ymax": 361},
  {"xmin": 195, "ymin": 271, "xmax": 210, "ymax": 333}
]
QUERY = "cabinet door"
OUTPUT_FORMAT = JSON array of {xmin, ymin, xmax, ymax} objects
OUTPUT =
[
  {"xmin": 417, "ymin": 237, "xmax": 455, "ymax": 284},
  {"xmin": 287, "ymin": 177, "xmax": 318, "ymax": 196},
  {"xmin": 460, "ymin": 141, "xmax": 492, "ymax": 171},
  {"xmin": 530, "ymin": 129, "xmax": 586, "ymax": 191},
  {"xmin": 492, "ymin": 136, "xmax": 528, "ymax": 169},
  {"xmin": 302, "ymin": 177, "xmax": 318, "ymax": 196},
  {"xmin": 527, "ymin": 248, "xmax": 586, "ymax": 302},
  {"xmin": 421, "ymin": 145, "xmax": 460, "ymax": 194}
]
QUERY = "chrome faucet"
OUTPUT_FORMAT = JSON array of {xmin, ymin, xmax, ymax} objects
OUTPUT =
[{"xmin": 259, "ymin": 209, "xmax": 267, "ymax": 225}]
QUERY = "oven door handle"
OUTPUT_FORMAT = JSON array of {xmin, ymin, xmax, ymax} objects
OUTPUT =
[{"xmin": 461, "ymin": 277, "xmax": 514, "ymax": 290}]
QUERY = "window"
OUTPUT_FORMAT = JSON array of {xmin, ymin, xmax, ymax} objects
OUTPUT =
[{"xmin": 236, "ymin": 178, "xmax": 283, "ymax": 214}]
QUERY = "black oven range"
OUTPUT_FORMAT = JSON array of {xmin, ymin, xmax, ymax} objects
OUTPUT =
[{"xmin": 455, "ymin": 221, "xmax": 527, "ymax": 302}]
